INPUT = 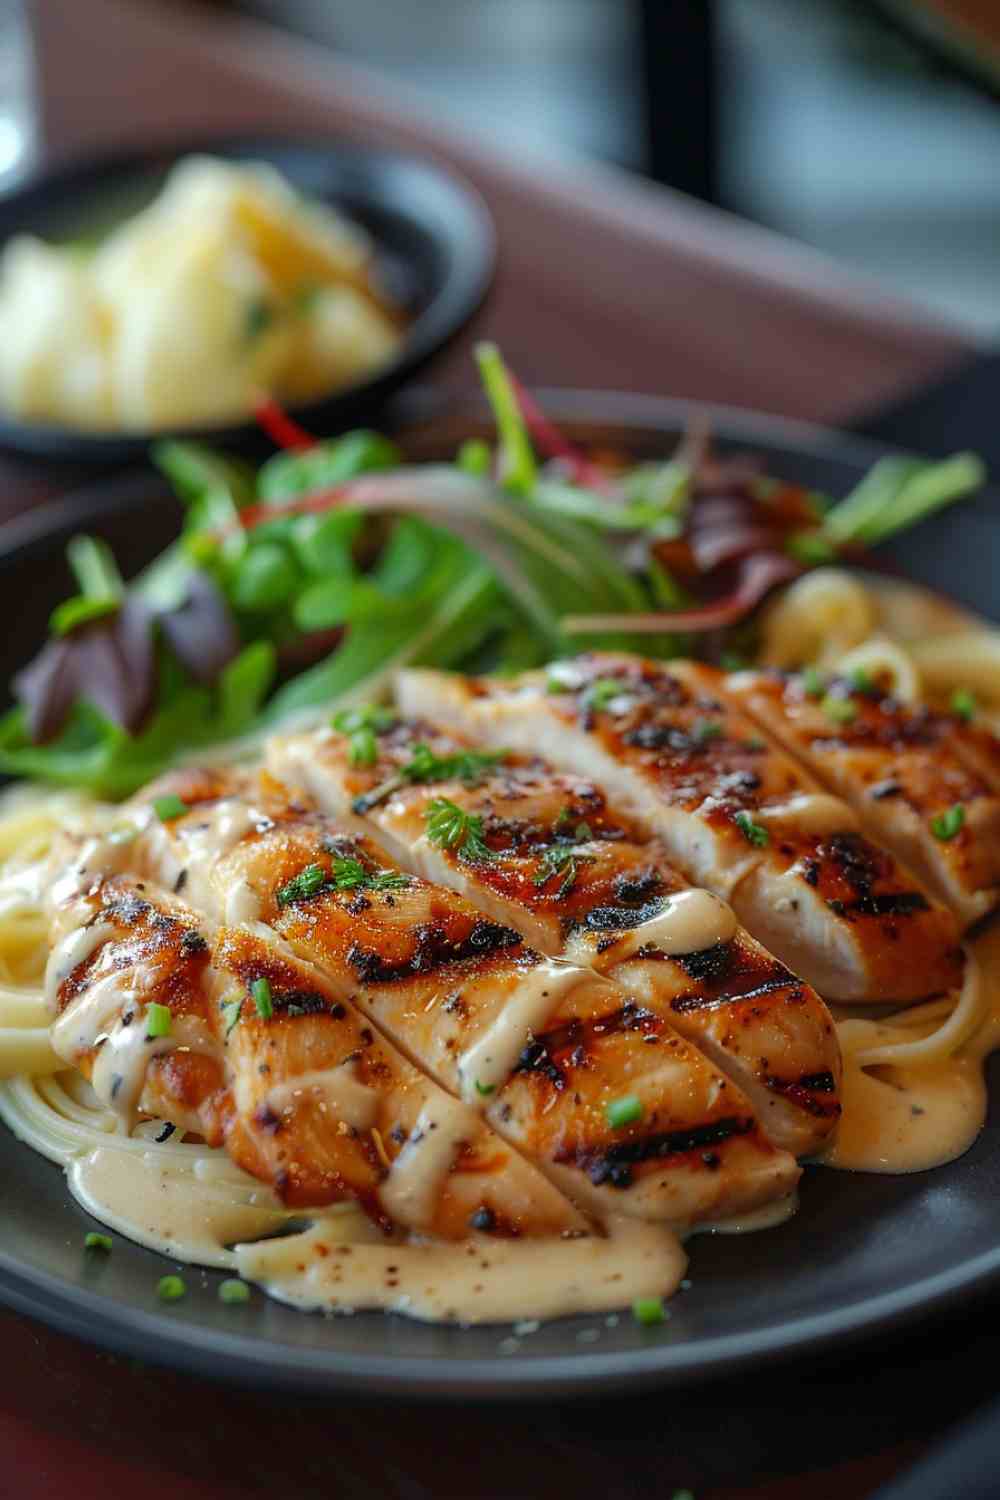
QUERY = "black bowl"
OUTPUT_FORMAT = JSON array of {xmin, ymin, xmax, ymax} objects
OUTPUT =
[
  {"xmin": 0, "ymin": 136, "xmax": 495, "ymax": 463},
  {"xmin": 1, "ymin": 393, "xmax": 1000, "ymax": 1400}
]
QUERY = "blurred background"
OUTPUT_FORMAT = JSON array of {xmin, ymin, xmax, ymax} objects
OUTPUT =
[{"xmin": 219, "ymin": 0, "xmax": 1000, "ymax": 335}]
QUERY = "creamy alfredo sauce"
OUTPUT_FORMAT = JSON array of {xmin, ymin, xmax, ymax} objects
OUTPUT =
[{"xmin": 19, "ymin": 786, "xmax": 1000, "ymax": 1323}]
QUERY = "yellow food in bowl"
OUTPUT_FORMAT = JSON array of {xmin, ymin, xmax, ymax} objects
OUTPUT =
[{"xmin": 0, "ymin": 156, "xmax": 403, "ymax": 431}]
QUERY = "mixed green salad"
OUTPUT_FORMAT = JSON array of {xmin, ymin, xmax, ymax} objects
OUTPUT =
[{"xmin": 0, "ymin": 344, "xmax": 985, "ymax": 797}]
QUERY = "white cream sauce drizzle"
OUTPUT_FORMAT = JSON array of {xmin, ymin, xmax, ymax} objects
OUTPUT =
[
  {"xmin": 235, "ymin": 1215, "xmax": 686, "ymax": 1323},
  {"xmin": 90, "ymin": 1012, "xmax": 217, "ymax": 1128},
  {"xmin": 266, "ymin": 1062, "xmax": 379, "ymax": 1133},
  {"xmin": 379, "ymin": 1096, "xmax": 472, "ymax": 1230},
  {"xmin": 44, "ymin": 920, "xmax": 117, "ymax": 1011},
  {"xmin": 604, "ymin": 888, "xmax": 738, "ymax": 963},
  {"xmin": 457, "ymin": 960, "xmax": 591, "ymax": 1104}
]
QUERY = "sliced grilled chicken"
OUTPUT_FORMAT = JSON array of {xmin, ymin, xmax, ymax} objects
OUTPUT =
[
  {"xmin": 728, "ymin": 669, "xmax": 1000, "ymax": 928},
  {"xmin": 395, "ymin": 658, "xmax": 963, "ymax": 1003},
  {"xmin": 46, "ymin": 873, "xmax": 225, "ymax": 1138},
  {"xmin": 124, "ymin": 768, "xmax": 800, "ymax": 1229},
  {"xmin": 268, "ymin": 717, "xmax": 841, "ymax": 1156},
  {"xmin": 47, "ymin": 870, "xmax": 585, "ymax": 1237}
]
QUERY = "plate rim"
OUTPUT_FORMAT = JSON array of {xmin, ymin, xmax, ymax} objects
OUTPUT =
[{"xmin": 1, "ymin": 388, "xmax": 997, "ymax": 1400}]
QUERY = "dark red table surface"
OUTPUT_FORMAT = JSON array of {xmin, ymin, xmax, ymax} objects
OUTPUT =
[{"xmin": 2, "ymin": 3, "xmax": 994, "ymax": 1496}]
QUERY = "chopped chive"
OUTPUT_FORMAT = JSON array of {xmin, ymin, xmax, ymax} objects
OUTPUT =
[
  {"xmin": 632, "ymin": 1296, "xmax": 666, "ymax": 1326},
  {"xmin": 219, "ymin": 1278, "xmax": 251, "ymax": 1304},
  {"xmin": 931, "ymin": 804, "xmax": 965, "ymax": 841},
  {"xmin": 156, "ymin": 1274, "xmax": 186, "ymax": 1302},
  {"xmin": 251, "ymin": 977, "xmax": 273, "ymax": 1020},
  {"xmin": 84, "ymin": 1232, "xmax": 112, "ymax": 1252},
  {"xmin": 821, "ymin": 694, "xmax": 857, "ymax": 725},
  {"xmin": 153, "ymin": 794, "xmax": 188, "ymax": 822},
  {"xmin": 734, "ymin": 810, "xmax": 769, "ymax": 847},
  {"xmin": 691, "ymin": 719, "xmax": 722, "ymax": 745},
  {"xmin": 801, "ymin": 667, "xmax": 825, "ymax": 698},
  {"xmin": 606, "ymin": 1094, "xmax": 643, "ymax": 1129},
  {"xmin": 221, "ymin": 998, "xmax": 243, "ymax": 1039},
  {"xmin": 474, "ymin": 1080, "xmax": 496, "ymax": 1097},
  {"xmin": 146, "ymin": 1003, "xmax": 172, "ymax": 1039},
  {"xmin": 951, "ymin": 689, "xmax": 977, "ymax": 723}
]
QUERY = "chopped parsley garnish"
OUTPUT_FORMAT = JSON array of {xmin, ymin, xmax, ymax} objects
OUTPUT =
[
  {"xmin": 821, "ymin": 694, "xmax": 857, "ymax": 725},
  {"xmin": 931, "ymin": 804, "xmax": 965, "ymax": 841},
  {"xmin": 734, "ymin": 810, "xmax": 769, "ymax": 847},
  {"xmin": 801, "ymin": 667, "xmax": 826, "ymax": 699},
  {"xmin": 331, "ymin": 704, "xmax": 398, "ymax": 768},
  {"xmin": 606, "ymin": 1094, "xmax": 643, "ymax": 1129},
  {"xmin": 847, "ymin": 667, "xmax": 874, "ymax": 692},
  {"xmin": 691, "ymin": 718, "xmax": 722, "ymax": 745},
  {"xmin": 153, "ymin": 793, "xmax": 188, "ymax": 822},
  {"xmin": 219, "ymin": 1278, "xmax": 251, "ymax": 1304},
  {"xmin": 632, "ymin": 1296, "xmax": 666, "ymax": 1326},
  {"xmin": 251, "ymin": 977, "xmax": 273, "ymax": 1020},
  {"xmin": 951, "ymin": 688, "xmax": 977, "ymax": 723},
  {"xmin": 533, "ymin": 842, "xmax": 595, "ymax": 898},
  {"xmin": 583, "ymin": 677, "xmax": 630, "ymax": 712},
  {"xmin": 221, "ymin": 997, "xmax": 243, "ymax": 1039},
  {"xmin": 353, "ymin": 743, "xmax": 507, "ymax": 812},
  {"xmin": 84, "ymin": 1232, "xmax": 112, "ymax": 1252},
  {"xmin": 145, "ymin": 1002, "xmax": 172, "ymax": 1039},
  {"xmin": 330, "ymin": 856, "xmax": 410, "ymax": 892},
  {"xmin": 156, "ymin": 1275, "xmax": 186, "ymax": 1302},
  {"xmin": 276, "ymin": 863, "xmax": 329, "ymax": 906},
  {"xmin": 474, "ymin": 1080, "xmax": 496, "ymax": 1097},
  {"xmin": 424, "ymin": 798, "xmax": 494, "ymax": 863}
]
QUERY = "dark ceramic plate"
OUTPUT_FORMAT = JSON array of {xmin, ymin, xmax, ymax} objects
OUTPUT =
[
  {"xmin": 0, "ymin": 137, "xmax": 494, "ymax": 462},
  {"xmin": 1, "ymin": 393, "xmax": 998, "ymax": 1400}
]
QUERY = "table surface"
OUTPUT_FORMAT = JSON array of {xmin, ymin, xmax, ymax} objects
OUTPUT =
[{"xmin": 2, "ymin": 3, "xmax": 995, "ymax": 1495}]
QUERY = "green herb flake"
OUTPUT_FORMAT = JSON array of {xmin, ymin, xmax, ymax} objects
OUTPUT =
[
  {"xmin": 221, "ymin": 998, "xmax": 243, "ymax": 1039},
  {"xmin": 606, "ymin": 1094, "xmax": 643, "ymax": 1129},
  {"xmin": 744, "ymin": 736, "xmax": 766, "ymax": 752},
  {"xmin": 156, "ymin": 1274, "xmax": 186, "ymax": 1302},
  {"xmin": 474, "ymin": 1080, "xmax": 495, "ymax": 1097},
  {"xmin": 533, "ymin": 843, "xmax": 595, "ymax": 898},
  {"xmin": 691, "ymin": 719, "xmax": 722, "ymax": 745},
  {"xmin": 424, "ymin": 798, "xmax": 494, "ymax": 863},
  {"xmin": 276, "ymin": 864, "xmax": 329, "ymax": 907},
  {"xmin": 931, "ymin": 804, "xmax": 965, "ymax": 841},
  {"xmin": 821, "ymin": 694, "xmax": 857, "ymax": 725},
  {"xmin": 584, "ymin": 677, "xmax": 630, "ymax": 713},
  {"xmin": 848, "ymin": 667, "xmax": 874, "ymax": 693},
  {"xmin": 251, "ymin": 977, "xmax": 273, "ymax": 1020},
  {"xmin": 84, "ymin": 1232, "xmax": 112, "ymax": 1252},
  {"xmin": 719, "ymin": 653, "xmax": 747, "ymax": 673},
  {"xmin": 801, "ymin": 667, "xmax": 826, "ymax": 699},
  {"xmin": 734, "ymin": 810, "xmax": 769, "ymax": 847},
  {"xmin": 631, "ymin": 1296, "xmax": 666, "ymax": 1326},
  {"xmin": 951, "ymin": 689, "xmax": 977, "ymax": 723},
  {"xmin": 145, "ymin": 1003, "xmax": 172, "ymax": 1039},
  {"xmin": 331, "ymin": 705, "xmax": 398, "ymax": 769},
  {"xmin": 153, "ymin": 794, "xmax": 188, "ymax": 823},
  {"xmin": 219, "ymin": 1278, "xmax": 251, "ymax": 1304}
]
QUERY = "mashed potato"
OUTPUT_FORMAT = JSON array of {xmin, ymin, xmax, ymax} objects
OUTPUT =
[{"xmin": 0, "ymin": 156, "xmax": 403, "ymax": 431}]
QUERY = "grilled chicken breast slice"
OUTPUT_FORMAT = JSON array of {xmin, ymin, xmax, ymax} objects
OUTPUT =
[
  {"xmin": 728, "ymin": 669, "xmax": 1000, "ymax": 928},
  {"xmin": 268, "ymin": 717, "xmax": 841, "ymax": 1156},
  {"xmin": 125, "ymin": 768, "xmax": 800, "ymax": 1229},
  {"xmin": 396, "ymin": 659, "xmax": 963, "ymax": 1002},
  {"xmin": 47, "ymin": 869, "xmax": 584, "ymax": 1237}
]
